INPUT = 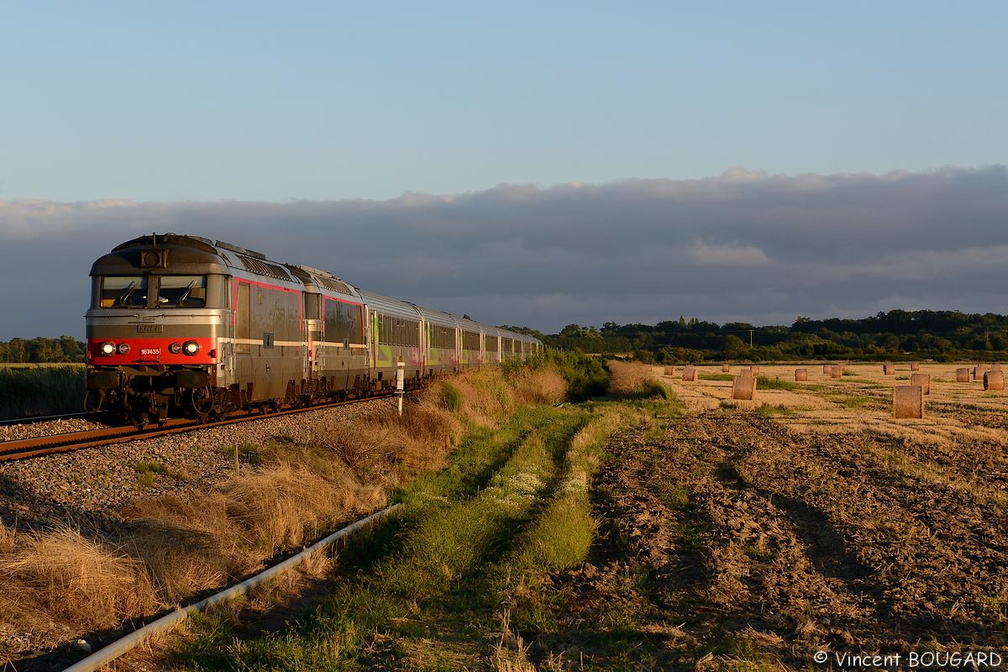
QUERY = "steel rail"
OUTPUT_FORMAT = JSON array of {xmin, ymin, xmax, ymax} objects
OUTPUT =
[
  {"xmin": 0, "ymin": 411, "xmax": 108, "ymax": 427},
  {"xmin": 61, "ymin": 503, "xmax": 401, "ymax": 672},
  {"xmin": 0, "ymin": 393, "xmax": 397, "ymax": 462}
]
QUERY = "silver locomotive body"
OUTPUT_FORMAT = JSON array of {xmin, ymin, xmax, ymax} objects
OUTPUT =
[{"xmin": 86, "ymin": 234, "xmax": 232, "ymax": 424}]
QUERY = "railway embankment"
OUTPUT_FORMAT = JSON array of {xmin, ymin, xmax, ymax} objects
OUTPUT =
[{"xmin": 0, "ymin": 360, "xmax": 572, "ymax": 671}]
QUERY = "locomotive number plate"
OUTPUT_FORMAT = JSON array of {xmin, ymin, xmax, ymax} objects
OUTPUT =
[
  {"xmin": 141, "ymin": 348, "xmax": 161, "ymax": 356},
  {"xmin": 136, "ymin": 324, "xmax": 163, "ymax": 333}
]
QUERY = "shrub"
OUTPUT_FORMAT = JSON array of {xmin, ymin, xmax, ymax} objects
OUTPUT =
[
  {"xmin": 440, "ymin": 382, "xmax": 464, "ymax": 412},
  {"xmin": 533, "ymin": 350, "xmax": 609, "ymax": 401}
]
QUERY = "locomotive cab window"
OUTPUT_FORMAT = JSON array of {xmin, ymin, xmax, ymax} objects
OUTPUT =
[
  {"xmin": 98, "ymin": 276, "xmax": 149, "ymax": 308},
  {"xmin": 157, "ymin": 275, "xmax": 207, "ymax": 308}
]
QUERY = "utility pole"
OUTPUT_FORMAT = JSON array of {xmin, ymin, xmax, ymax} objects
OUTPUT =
[{"xmin": 749, "ymin": 329, "xmax": 754, "ymax": 347}]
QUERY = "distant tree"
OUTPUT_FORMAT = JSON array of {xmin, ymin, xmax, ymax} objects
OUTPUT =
[
  {"xmin": 0, "ymin": 336, "xmax": 85, "ymax": 363},
  {"xmin": 881, "ymin": 333, "xmax": 901, "ymax": 353},
  {"xmin": 59, "ymin": 335, "xmax": 85, "ymax": 362},
  {"xmin": 5, "ymin": 338, "xmax": 27, "ymax": 363},
  {"xmin": 29, "ymin": 338, "xmax": 62, "ymax": 362},
  {"xmin": 722, "ymin": 334, "xmax": 748, "ymax": 359},
  {"xmin": 559, "ymin": 324, "xmax": 583, "ymax": 338},
  {"xmin": 635, "ymin": 348, "xmax": 656, "ymax": 364}
]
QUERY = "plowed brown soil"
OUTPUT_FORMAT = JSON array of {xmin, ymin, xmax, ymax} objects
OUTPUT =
[{"xmin": 531, "ymin": 363, "xmax": 1008, "ymax": 670}]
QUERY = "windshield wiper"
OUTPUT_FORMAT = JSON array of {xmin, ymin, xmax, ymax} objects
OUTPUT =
[
  {"xmin": 117, "ymin": 281, "xmax": 138, "ymax": 307},
  {"xmin": 176, "ymin": 280, "xmax": 197, "ymax": 307}
]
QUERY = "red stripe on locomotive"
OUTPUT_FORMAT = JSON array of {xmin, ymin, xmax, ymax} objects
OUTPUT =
[{"xmin": 87, "ymin": 337, "xmax": 217, "ymax": 365}]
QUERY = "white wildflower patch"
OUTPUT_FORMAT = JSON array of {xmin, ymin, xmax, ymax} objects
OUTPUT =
[
  {"xmin": 558, "ymin": 473, "xmax": 589, "ymax": 495},
  {"xmin": 483, "ymin": 470, "xmax": 547, "ymax": 510}
]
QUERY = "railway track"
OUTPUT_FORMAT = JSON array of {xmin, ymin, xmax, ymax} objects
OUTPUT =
[
  {"xmin": 0, "ymin": 394, "xmax": 397, "ymax": 462},
  {"xmin": 0, "ymin": 410, "xmax": 108, "ymax": 427}
]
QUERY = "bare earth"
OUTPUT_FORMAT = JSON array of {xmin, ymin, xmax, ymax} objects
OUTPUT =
[{"xmin": 537, "ymin": 363, "xmax": 1008, "ymax": 669}]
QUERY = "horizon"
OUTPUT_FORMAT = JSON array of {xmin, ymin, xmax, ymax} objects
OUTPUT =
[{"xmin": 5, "ymin": 304, "xmax": 1007, "ymax": 343}]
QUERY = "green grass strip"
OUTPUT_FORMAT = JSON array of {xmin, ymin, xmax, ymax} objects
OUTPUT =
[{"xmin": 170, "ymin": 406, "xmax": 599, "ymax": 671}]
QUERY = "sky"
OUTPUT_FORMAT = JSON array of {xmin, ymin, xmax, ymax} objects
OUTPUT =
[{"xmin": 2, "ymin": 2, "xmax": 1007, "ymax": 339}]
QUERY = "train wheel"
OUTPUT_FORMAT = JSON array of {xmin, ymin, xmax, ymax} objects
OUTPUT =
[{"xmin": 189, "ymin": 387, "xmax": 216, "ymax": 423}]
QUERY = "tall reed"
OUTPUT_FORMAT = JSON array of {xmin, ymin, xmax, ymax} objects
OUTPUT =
[{"xmin": 0, "ymin": 364, "xmax": 85, "ymax": 418}]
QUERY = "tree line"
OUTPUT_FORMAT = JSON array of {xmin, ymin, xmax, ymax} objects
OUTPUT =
[
  {"xmin": 0, "ymin": 336, "xmax": 85, "ymax": 363},
  {"xmin": 519, "ymin": 309, "xmax": 1008, "ymax": 363}
]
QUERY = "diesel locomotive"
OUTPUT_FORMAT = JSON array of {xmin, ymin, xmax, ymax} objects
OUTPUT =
[{"xmin": 85, "ymin": 233, "xmax": 542, "ymax": 426}]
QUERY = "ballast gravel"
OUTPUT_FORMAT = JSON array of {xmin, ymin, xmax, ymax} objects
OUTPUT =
[{"xmin": 0, "ymin": 398, "xmax": 399, "ymax": 530}]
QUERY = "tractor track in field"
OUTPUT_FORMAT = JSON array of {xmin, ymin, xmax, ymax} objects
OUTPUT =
[{"xmin": 536, "ymin": 409, "xmax": 1008, "ymax": 669}]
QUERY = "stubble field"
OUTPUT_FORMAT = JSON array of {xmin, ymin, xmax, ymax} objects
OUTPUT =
[{"xmin": 553, "ymin": 362, "xmax": 1008, "ymax": 669}]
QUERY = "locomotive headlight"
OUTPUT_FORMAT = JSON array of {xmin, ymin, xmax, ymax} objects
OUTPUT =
[
  {"xmin": 169, "ymin": 342, "xmax": 183, "ymax": 354},
  {"xmin": 100, "ymin": 342, "xmax": 116, "ymax": 356},
  {"xmin": 117, "ymin": 343, "xmax": 131, "ymax": 355},
  {"xmin": 183, "ymin": 340, "xmax": 200, "ymax": 356}
]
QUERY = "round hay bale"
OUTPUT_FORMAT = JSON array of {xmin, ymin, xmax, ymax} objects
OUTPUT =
[
  {"xmin": 910, "ymin": 362, "xmax": 920, "ymax": 371},
  {"xmin": 732, "ymin": 373, "xmax": 757, "ymax": 400},
  {"xmin": 974, "ymin": 364, "xmax": 989, "ymax": 381},
  {"xmin": 883, "ymin": 363, "xmax": 896, "ymax": 376},
  {"xmin": 682, "ymin": 365, "xmax": 697, "ymax": 382},
  {"xmin": 893, "ymin": 385, "xmax": 923, "ymax": 419},
  {"xmin": 722, "ymin": 363, "xmax": 730, "ymax": 373},
  {"xmin": 663, "ymin": 366, "xmax": 675, "ymax": 376},
  {"xmin": 984, "ymin": 370, "xmax": 1005, "ymax": 391},
  {"xmin": 910, "ymin": 372, "xmax": 930, "ymax": 395},
  {"xmin": 795, "ymin": 368, "xmax": 808, "ymax": 382},
  {"xmin": 993, "ymin": 363, "xmax": 1003, "ymax": 372},
  {"xmin": 823, "ymin": 364, "xmax": 831, "ymax": 374},
  {"xmin": 956, "ymin": 367, "xmax": 970, "ymax": 383},
  {"xmin": 749, "ymin": 365, "xmax": 760, "ymax": 376},
  {"xmin": 830, "ymin": 365, "xmax": 842, "ymax": 379}
]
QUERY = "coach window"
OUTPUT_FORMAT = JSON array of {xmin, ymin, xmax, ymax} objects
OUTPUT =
[
  {"xmin": 158, "ymin": 275, "xmax": 207, "ymax": 308},
  {"xmin": 99, "ymin": 276, "xmax": 148, "ymax": 308}
]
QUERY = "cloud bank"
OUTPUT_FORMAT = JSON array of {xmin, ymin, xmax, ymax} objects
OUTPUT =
[{"xmin": 2, "ymin": 166, "xmax": 1007, "ymax": 339}]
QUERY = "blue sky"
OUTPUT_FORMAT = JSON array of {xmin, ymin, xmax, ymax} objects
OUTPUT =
[
  {"xmin": 3, "ymin": 1, "xmax": 1005, "ymax": 202},
  {"xmin": 2, "ymin": 2, "xmax": 1008, "ymax": 339}
]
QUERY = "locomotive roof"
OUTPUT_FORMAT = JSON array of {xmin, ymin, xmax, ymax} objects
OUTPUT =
[
  {"xmin": 94, "ymin": 233, "xmax": 299, "ymax": 285},
  {"xmin": 92, "ymin": 233, "xmax": 228, "ymax": 276},
  {"xmin": 285, "ymin": 264, "xmax": 359, "ymax": 300}
]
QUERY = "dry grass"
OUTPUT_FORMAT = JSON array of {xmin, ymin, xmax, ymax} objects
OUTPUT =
[
  {"xmin": 608, "ymin": 360, "xmax": 667, "ymax": 397},
  {"xmin": 223, "ymin": 463, "xmax": 375, "ymax": 550},
  {"xmin": 1, "ymin": 363, "xmax": 573, "ymax": 658},
  {"xmin": 0, "ymin": 521, "xmax": 13, "ymax": 554},
  {"xmin": 365, "ymin": 386, "xmax": 467, "ymax": 471},
  {"xmin": 0, "ymin": 528, "xmax": 156, "ymax": 629},
  {"xmin": 510, "ymin": 368, "xmax": 568, "ymax": 406},
  {"xmin": 493, "ymin": 609, "xmax": 539, "ymax": 672}
]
